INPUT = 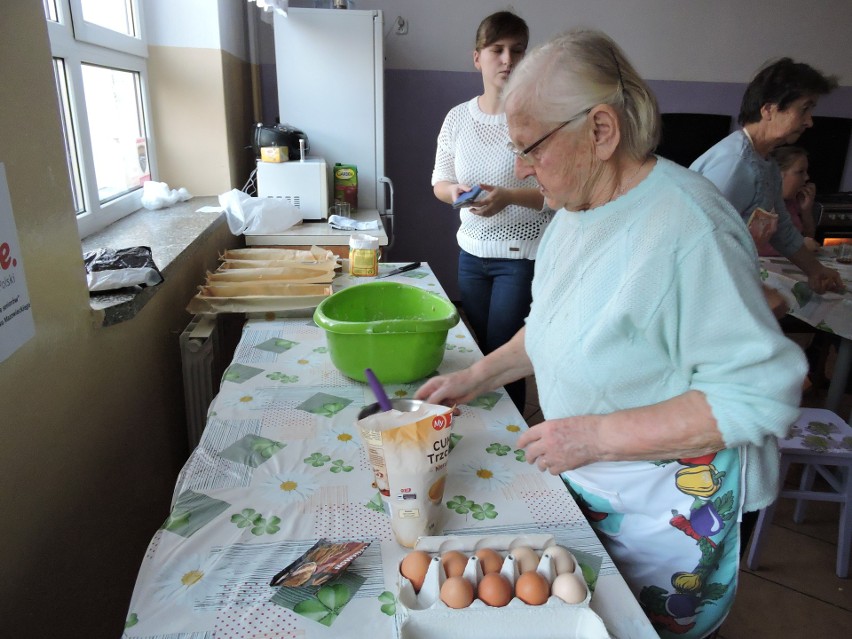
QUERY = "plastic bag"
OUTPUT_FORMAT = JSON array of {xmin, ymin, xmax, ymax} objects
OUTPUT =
[
  {"xmin": 140, "ymin": 181, "xmax": 191, "ymax": 210},
  {"xmin": 218, "ymin": 189, "xmax": 302, "ymax": 235},
  {"xmin": 327, "ymin": 214, "xmax": 379, "ymax": 231},
  {"xmin": 83, "ymin": 246, "xmax": 164, "ymax": 292},
  {"xmin": 357, "ymin": 402, "xmax": 454, "ymax": 547}
]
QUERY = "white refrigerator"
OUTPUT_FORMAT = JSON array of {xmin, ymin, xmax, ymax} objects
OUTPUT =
[{"xmin": 269, "ymin": 7, "xmax": 393, "ymax": 234}]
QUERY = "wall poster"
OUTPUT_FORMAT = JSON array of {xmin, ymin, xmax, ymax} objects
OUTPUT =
[{"xmin": 0, "ymin": 162, "xmax": 35, "ymax": 363}]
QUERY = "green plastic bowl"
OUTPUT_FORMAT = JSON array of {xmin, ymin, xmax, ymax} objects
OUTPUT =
[{"xmin": 313, "ymin": 282, "xmax": 460, "ymax": 383}]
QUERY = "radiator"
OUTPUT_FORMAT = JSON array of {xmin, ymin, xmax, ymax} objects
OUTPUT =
[{"xmin": 179, "ymin": 314, "xmax": 221, "ymax": 449}]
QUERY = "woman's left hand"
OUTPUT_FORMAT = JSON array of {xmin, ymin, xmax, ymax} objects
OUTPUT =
[
  {"xmin": 808, "ymin": 263, "xmax": 845, "ymax": 294},
  {"xmin": 517, "ymin": 415, "xmax": 604, "ymax": 474},
  {"xmin": 518, "ymin": 391, "xmax": 727, "ymax": 474},
  {"xmin": 468, "ymin": 184, "xmax": 508, "ymax": 217},
  {"xmin": 802, "ymin": 237, "xmax": 821, "ymax": 253}
]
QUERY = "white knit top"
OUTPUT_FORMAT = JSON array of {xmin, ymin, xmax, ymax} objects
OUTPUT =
[{"xmin": 432, "ymin": 97, "xmax": 552, "ymax": 259}]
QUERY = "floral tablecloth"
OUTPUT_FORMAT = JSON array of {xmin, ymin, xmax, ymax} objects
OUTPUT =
[
  {"xmin": 760, "ymin": 253, "xmax": 852, "ymax": 417},
  {"xmin": 759, "ymin": 254, "xmax": 852, "ymax": 340},
  {"xmin": 122, "ymin": 263, "xmax": 656, "ymax": 639}
]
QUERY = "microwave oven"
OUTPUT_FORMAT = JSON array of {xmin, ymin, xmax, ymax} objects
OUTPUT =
[{"xmin": 256, "ymin": 157, "xmax": 330, "ymax": 221}]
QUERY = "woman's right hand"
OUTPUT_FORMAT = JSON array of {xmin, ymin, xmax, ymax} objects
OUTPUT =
[
  {"xmin": 797, "ymin": 182, "xmax": 816, "ymax": 214},
  {"xmin": 450, "ymin": 183, "xmax": 475, "ymax": 203},
  {"xmin": 414, "ymin": 368, "xmax": 486, "ymax": 408},
  {"xmin": 433, "ymin": 181, "xmax": 474, "ymax": 206},
  {"xmin": 747, "ymin": 213, "xmax": 778, "ymax": 247},
  {"xmin": 762, "ymin": 284, "xmax": 789, "ymax": 319},
  {"xmin": 416, "ymin": 327, "xmax": 533, "ymax": 407}
]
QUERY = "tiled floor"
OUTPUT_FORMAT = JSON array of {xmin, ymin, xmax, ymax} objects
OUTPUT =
[{"xmin": 521, "ymin": 365, "xmax": 852, "ymax": 638}]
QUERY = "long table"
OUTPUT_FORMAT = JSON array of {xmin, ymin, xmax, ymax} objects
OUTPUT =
[
  {"xmin": 760, "ymin": 252, "xmax": 852, "ymax": 418},
  {"xmin": 122, "ymin": 263, "xmax": 657, "ymax": 639}
]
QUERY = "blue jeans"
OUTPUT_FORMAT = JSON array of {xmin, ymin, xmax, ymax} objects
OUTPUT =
[{"xmin": 458, "ymin": 249, "xmax": 535, "ymax": 410}]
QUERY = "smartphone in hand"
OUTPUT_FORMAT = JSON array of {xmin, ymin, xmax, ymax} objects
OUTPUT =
[{"xmin": 452, "ymin": 185, "xmax": 483, "ymax": 209}]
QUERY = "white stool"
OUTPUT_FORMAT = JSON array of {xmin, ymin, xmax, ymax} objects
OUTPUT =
[{"xmin": 746, "ymin": 407, "xmax": 852, "ymax": 578}]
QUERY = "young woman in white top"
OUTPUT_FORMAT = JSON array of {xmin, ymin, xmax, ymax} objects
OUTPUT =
[{"xmin": 431, "ymin": 11, "xmax": 549, "ymax": 410}]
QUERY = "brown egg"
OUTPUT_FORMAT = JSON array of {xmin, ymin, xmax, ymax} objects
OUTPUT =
[
  {"xmin": 474, "ymin": 548, "xmax": 504, "ymax": 574},
  {"xmin": 440, "ymin": 575, "xmax": 474, "ymax": 609},
  {"xmin": 476, "ymin": 572, "xmax": 513, "ymax": 607},
  {"xmin": 400, "ymin": 550, "xmax": 432, "ymax": 592},
  {"xmin": 514, "ymin": 571, "xmax": 550, "ymax": 605},
  {"xmin": 441, "ymin": 550, "xmax": 468, "ymax": 578}
]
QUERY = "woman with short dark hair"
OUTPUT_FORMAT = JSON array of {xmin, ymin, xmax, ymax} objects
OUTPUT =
[{"xmin": 691, "ymin": 58, "xmax": 841, "ymax": 293}]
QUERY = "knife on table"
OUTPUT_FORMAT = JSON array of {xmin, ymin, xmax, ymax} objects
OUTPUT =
[{"xmin": 376, "ymin": 262, "xmax": 421, "ymax": 279}]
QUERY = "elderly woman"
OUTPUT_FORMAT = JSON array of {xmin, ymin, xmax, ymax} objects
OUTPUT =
[
  {"xmin": 691, "ymin": 58, "xmax": 841, "ymax": 293},
  {"xmin": 416, "ymin": 30, "xmax": 807, "ymax": 639}
]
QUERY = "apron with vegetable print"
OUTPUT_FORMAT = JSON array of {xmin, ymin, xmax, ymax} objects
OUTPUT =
[{"xmin": 563, "ymin": 447, "xmax": 743, "ymax": 639}]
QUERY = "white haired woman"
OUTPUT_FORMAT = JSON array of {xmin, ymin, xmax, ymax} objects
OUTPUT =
[{"xmin": 417, "ymin": 29, "xmax": 807, "ymax": 639}]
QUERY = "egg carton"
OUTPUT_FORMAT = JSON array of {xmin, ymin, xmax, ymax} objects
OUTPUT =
[{"xmin": 394, "ymin": 534, "xmax": 611, "ymax": 639}]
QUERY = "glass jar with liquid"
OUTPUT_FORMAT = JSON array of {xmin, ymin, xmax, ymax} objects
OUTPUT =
[{"xmin": 349, "ymin": 233, "xmax": 380, "ymax": 277}]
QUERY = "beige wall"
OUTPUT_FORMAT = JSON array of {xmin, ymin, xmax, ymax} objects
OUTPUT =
[
  {"xmin": 222, "ymin": 50, "xmax": 256, "ymax": 192},
  {"xmin": 148, "ymin": 46, "xmax": 254, "ymax": 196},
  {"xmin": 0, "ymin": 4, "xmax": 241, "ymax": 636}
]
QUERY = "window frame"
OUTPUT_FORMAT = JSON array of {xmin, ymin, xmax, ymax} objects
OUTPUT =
[
  {"xmin": 46, "ymin": 0, "xmax": 157, "ymax": 238},
  {"xmin": 69, "ymin": 0, "xmax": 147, "ymax": 56}
]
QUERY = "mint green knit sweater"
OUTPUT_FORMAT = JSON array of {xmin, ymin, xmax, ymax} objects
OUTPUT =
[{"xmin": 525, "ymin": 157, "xmax": 807, "ymax": 512}]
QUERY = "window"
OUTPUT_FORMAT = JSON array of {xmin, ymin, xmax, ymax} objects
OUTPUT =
[{"xmin": 45, "ymin": 0, "xmax": 155, "ymax": 238}]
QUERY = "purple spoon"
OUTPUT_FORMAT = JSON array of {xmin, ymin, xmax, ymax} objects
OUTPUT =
[{"xmin": 364, "ymin": 368, "xmax": 393, "ymax": 411}]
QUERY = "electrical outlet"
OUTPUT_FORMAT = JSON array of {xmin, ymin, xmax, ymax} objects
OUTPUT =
[{"xmin": 394, "ymin": 16, "xmax": 408, "ymax": 35}]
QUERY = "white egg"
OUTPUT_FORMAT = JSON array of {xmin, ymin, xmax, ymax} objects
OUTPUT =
[
  {"xmin": 543, "ymin": 545, "xmax": 575, "ymax": 575},
  {"xmin": 508, "ymin": 545, "xmax": 539, "ymax": 574},
  {"xmin": 551, "ymin": 572, "xmax": 587, "ymax": 604}
]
